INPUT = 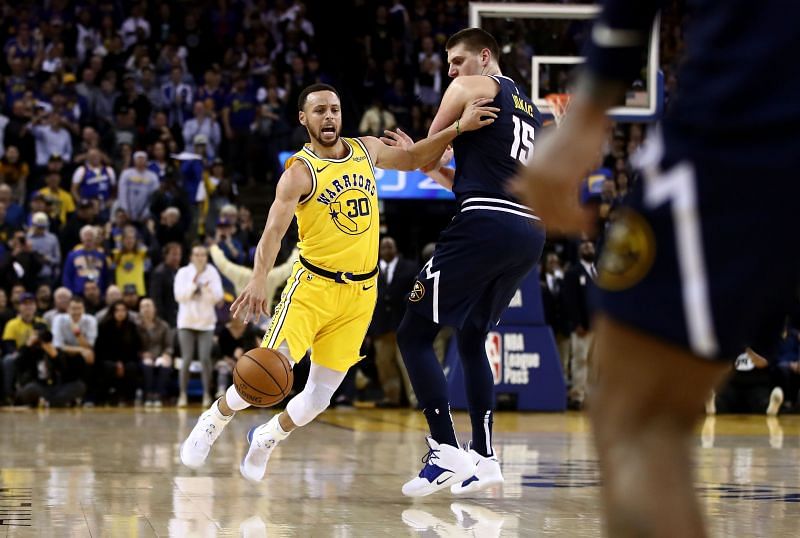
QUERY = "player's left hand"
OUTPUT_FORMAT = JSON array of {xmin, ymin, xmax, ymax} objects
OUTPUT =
[
  {"xmin": 380, "ymin": 127, "xmax": 413, "ymax": 150},
  {"xmin": 458, "ymin": 98, "xmax": 499, "ymax": 132}
]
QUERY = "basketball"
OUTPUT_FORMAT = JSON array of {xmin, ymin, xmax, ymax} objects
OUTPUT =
[{"xmin": 233, "ymin": 348, "xmax": 294, "ymax": 407}]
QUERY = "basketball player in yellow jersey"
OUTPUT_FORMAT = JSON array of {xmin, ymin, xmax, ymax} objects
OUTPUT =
[{"xmin": 180, "ymin": 83, "xmax": 498, "ymax": 481}]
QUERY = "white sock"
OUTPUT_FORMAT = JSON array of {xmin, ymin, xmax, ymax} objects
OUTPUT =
[
  {"xmin": 265, "ymin": 414, "xmax": 290, "ymax": 441},
  {"xmin": 225, "ymin": 384, "xmax": 251, "ymax": 412}
]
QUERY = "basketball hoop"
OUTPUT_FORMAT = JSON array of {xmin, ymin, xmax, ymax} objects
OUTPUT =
[{"xmin": 544, "ymin": 93, "xmax": 571, "ymax": 127}]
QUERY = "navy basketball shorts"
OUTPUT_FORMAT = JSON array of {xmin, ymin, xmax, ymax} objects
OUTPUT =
[
  {"xmin": 407, "ymin": 196, "xmax": 546, "ymax": 332},
  {"xmin": 594, "ymin": 129, "xmax": 800, "ymax": 360}
]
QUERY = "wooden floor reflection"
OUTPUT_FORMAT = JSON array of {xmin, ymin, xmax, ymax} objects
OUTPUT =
[{"xmin": 1, "ymin": 408, "xmax": 799, "ymax": 536}]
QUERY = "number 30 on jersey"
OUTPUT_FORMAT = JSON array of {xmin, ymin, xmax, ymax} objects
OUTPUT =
[{"xmin": 510, "ymin": 116, "xmax": 535, "ymax": 164}]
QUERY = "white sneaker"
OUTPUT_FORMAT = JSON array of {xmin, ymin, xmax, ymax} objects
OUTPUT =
[
  {"xmin": 402, "ymin": 437, "xmax": 476, "ymax": 497},
  {"xmin": 180, "ymin": 402, "xmax": 233, "ymax": 469},
  {"xmin": 177, "ymin": 393, "xmax": 188, "ymax": 408},
  {"xmin": 767, "ymin": 387, "xmax": 784, "ymax": 416},
  {"xmin": 450, "ymin": 446, "xmax": 504, "ymax": 495},
  {"xmin": 240, "ymin": 415, "xmax": 289, "ymax": 482}
]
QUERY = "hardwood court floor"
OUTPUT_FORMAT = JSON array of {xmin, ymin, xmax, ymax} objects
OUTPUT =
[{"xmin": 1, "ymin": 407, "xmax": 799, "ymax": 537}]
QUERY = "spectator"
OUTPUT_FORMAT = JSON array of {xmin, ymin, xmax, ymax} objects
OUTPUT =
[
  {"xmin": 94, "ymin": 300, "xmax": 143, "ymax": 405},
  {"xmin": 540, "ymin": 252, "xmax": 570, "ymax": 377},
  {"xmin": 82, "ymin": 281, "xmax": 103, "ymax": 316},
  {"xmin": 415, "ymin": 36, "xmax": 443, "ymax": 107},
  {"xmin": 144, "ymin": 110, "xmax": 180, "ymax": 151},
  {"xmin": 222, "ymin": 73, "xmax": 256, "ymax": 183},
  {"xmin": 775, "ymin": 326, "xmax": 800, "ymax": 411},
  {"xmin": 150, "ymin": 242, "xmax": 182, "ymax": 327},
  {"xmin": 215, "ymin": 316, "xmax": 260, "ymax": 399},
  {"xmin": 236, "ymin": 206, "xmax": 259, "ymax": 255},
  {"xmin": 0, "ymin": 146, "xmax": 30, "ymax": 203},
  {"xmin": 75, "ymin": 68, "xmax": 101, "ymax": 120},
  {"xmin": 14, "ymin": 325, "xmax": 86, "ymax": 407},
  {"xmin": 1, "ymin": 293, "xmax": 43, "ymax": 404},
  {"xmin": 713, "ymin": 349, "xmax": 784, "ymax": 415},
  {"xmin": 34, "ymin": 284, "xmax": 52, "ymax": 316},
  {"xmin": 26, "ymin": 111, "xmax": 73, "ymax": 167},
  {"xmin": 60, "ymin": 198, "xmax": 100, "ymax": 255},
  {"xmin": 215, "ymin": 217, "xmax": 245, "ymax": 265},
  {"xmin": 27, "ymin": 212, "xmax": 61, "ymax": 285},
  {"xmin": 358, "ymin": 97, "xmax": 398, "ymax": 137},
  {"xmin": 116, "ymin": 151, "xmax": 159, "ymax": 224},
  {"xmin": 0, "ymin": 289, "xmax": 14, "ymax": 337},
  {"xmin": 370, "ymin": 237, "xmax": 419, "ymax": 407},
  {"xmin": 0, "ymin": 183, "xmax": 24, "ymax": 228},
  {"xmin": 2, "ymin": 230, "xmax": 43, "ymax": 291},
  {"xmin": 44, "ymin": 286, "xmax": 72, "ymax": 326},
  {"xmin": 137, "ymin": 297, "xmax": 173, "ymax": 407},
  {"xmin": 36, "ymin": 170, "xmax": 75, "ymax": 227},
  {"xmin": 94, "ymin": 74, "xmax": 120, "ymax": 128},
  {"xmin": 155, "ymin": 206, "xmax": 187, "ymax": 253},
  {"xmin": 120, "ymin": 3, "xmax": 151, "ymax": 50},
  {"xmin": 111, "ymin": 226, "xmax": 149, "ymax": 296},
  {"xmin": 62, "ymin": 225, "xmax": 109, "ymax": 296},
  {"xmin": 174, "ymin": 245, "xmax": 223, "ymax": 407},
  {"xmin": 121, "ymin": 284, "xmax": 141, "ymax": 315},
  {"xmin": 52, "ymin": 296, "xmax": 97, "ymax": 376},
  {"xmin": 161, "ymin": 65, "xmax": 194, "ymax": 128},
  {"xmin": 563, "ymin": 239, "xmax": 597, "ymax": 410},
  {"xmin": 182, "ymin": 101, "xmax": 222, "ymax": 161},
  {"xmin": 196, "ymin": 68, "xmax": 226, "ymax": 114},
  {"xmin": 147, "ymin": 141, "xmax": 177, "ymax": 183},
  {"xmin": 71, "ymin": 148, "xmax": 116, "ymax": 214},
  {"xmin": 114, "ymin": 73, "xmax": 152, "ymax": 134}
]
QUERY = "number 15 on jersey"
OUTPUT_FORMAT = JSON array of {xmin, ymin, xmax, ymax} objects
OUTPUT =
[{"xmin": 510, "ymin": 116, "xmax": 535, "ymax": 164}]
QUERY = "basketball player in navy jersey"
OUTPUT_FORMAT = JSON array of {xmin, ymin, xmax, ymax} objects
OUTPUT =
[
  {"xmin": 513, "ymin": 1, "xmax": 800, "ymax": 535},
  {"xmin": 384, "ymin": 28, "xmax": 546, "ymax": 497}
]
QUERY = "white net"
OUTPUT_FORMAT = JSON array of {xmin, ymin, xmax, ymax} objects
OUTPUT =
[{"xmin": 544, "ymin": 93, "xmax": 571, "ymax": 127}]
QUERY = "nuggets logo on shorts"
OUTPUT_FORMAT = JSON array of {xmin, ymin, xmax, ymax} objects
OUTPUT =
[
  {"xmin": 409, "ymin": 280, "xmax": 425, "ymax": 302},
  {"xmin": 596, "ymin": 208, "xmax": 656, "ymax": 291},
  {"xmin": 328, "ymin": 188, "xmax": 372, "ymax": 235}
]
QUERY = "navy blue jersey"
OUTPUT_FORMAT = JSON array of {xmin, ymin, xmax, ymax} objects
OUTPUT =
[
  {"xmin": 585, "ymin": 0, "xmax": 800, "ymax": 150},
  {"xmin": 452, "ymin": 75, "xmax": 542, "ymax": 201}
]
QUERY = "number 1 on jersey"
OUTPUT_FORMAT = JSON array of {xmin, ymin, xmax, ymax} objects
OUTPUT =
[{"xmin": 510, "ymin": 116, "xmax": 535, "ymax": 164}]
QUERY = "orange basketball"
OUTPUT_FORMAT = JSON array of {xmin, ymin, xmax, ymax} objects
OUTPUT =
[{"xmin": 232, "ymin": 348, "xmax": 294, "ymax": 407}]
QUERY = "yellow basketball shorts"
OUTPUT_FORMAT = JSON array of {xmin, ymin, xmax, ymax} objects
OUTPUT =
[{"xmin": 261, "ymin": 262, "xmax": 377, "ymax": 372}]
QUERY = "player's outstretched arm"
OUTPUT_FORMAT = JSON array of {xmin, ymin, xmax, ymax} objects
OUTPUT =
[
  {"xmin": 361, "ymin": 98, "xmax": 498, "ymax": 172},
  {"xmin": 379, "ymin": 129, "xmax": 455, "ymax": 190},
  {"xmin": 230, "ymin": 162, "xmax": 310, "ymax": 322}
]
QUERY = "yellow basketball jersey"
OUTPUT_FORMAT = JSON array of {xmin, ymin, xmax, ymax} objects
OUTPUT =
[{"xmin": 285, "ymin": 138, "xmax": 379, "ymax": 274}]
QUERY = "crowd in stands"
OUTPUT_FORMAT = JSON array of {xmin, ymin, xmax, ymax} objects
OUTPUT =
[{"xmin": 1, "ymin": 0, "xmax": 798, "ymax": 412}]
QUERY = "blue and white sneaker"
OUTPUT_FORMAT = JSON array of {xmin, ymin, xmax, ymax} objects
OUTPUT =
[
  {"xmin": 450, "ymin": 445, "xmax": 504, "ymax": 495},
  {"xmin": 402, "ymin": 437, "xmax": 476, "ymax": 497},
  {"xmin": 240, "ymin": 415, "xmax": 288, "ymax": 482}
]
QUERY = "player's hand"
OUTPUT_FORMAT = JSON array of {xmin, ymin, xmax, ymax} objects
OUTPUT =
[
  {"xmin": 458, "ymin": 98, "xmax": 499, "ymax": 133},
  {"xmin": 380, "ymin": 127, "xmax": 413, "ymax": 150},
  {"xmin": 230, "ymin": 278, "xmax": 270, "ymax": 323},
  {"xmin": 508, "ymin": 98, "xmax": 607, "ymax": 234},
  {"xmin": 421, "ymin": 145, "xmax": 454, "ymax": 173}
]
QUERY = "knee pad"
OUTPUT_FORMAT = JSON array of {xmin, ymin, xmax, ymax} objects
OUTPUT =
[{"xmin": 286, "ymin": 380, "xmax": 336, "ymax": 427}]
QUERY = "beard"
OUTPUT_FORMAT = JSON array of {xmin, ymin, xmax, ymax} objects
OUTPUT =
[{"xmin": 309, "ymin": 126, "xmax": 340, "ymax": 147}]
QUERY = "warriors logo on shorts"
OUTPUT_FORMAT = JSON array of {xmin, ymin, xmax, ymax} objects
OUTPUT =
[
  {"xmin": 596, "ymin": 208, "xmax": 656, "ymax": 291},
  {"xmin": 409, "ymin": 281, "xmax": 425, "ymax": 302}
]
